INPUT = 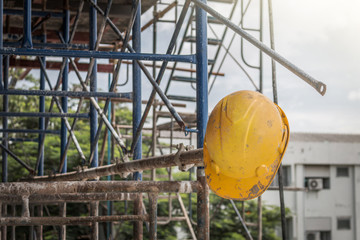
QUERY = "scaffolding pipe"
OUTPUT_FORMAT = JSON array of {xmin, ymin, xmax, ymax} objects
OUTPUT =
[
  {"xmin": 0, "ymin": 181, "xmax": 200, "ymax": 195},
  {"xmin": 0, "ymin": 215, "xmax": 149, "ymax": 226},
  {"xmin": 0, "ymin": 48, "xmax": 196, "ymax": 63},
  {"xmin": 38, "ymin": 35, "xmax": 46, "ymax": 177},
  {"xmin": 22, "ymin": 0, "xmax": 32, "ymax": 48},
  {"xmin": 0, "ymin": 193, "xmax": 138, "ymax": 204},
  {"xmin": 31, "ymin": 148, "xmax": 203, "ymax": 181}
]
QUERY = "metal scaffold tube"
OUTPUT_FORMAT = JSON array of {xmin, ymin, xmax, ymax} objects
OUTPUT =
[
  {"xmin": 31, "ymin": 148, "xmax": 203, "ymax": 181},
  {"xmin": 0, "ymin": 181, "xmax": 200, "ymax": 195}
]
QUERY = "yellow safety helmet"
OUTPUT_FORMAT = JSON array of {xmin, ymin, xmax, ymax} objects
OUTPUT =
[{"xmin": 203, "ymin": 90, "xmax": 289, "ymax": 200}]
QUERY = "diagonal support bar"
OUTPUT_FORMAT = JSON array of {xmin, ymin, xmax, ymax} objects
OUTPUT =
[{"xmin": 0, "ymin": 144, "xmax": 35, "ymax": 174}]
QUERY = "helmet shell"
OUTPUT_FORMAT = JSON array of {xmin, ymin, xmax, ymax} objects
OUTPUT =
[{"xmin": 204, "ymin": 90, "xmax": 289, "ymax": 200}]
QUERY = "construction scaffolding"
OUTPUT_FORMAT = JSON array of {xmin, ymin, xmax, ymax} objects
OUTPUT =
[{"xmin": 0, "ymin": 0, "xmax": 326, "ymax": 239}]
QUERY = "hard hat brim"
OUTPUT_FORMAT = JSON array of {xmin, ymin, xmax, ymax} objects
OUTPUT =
[{"xmin": 204, "ymin": 105, "xmax": 289, "ymax": 200}]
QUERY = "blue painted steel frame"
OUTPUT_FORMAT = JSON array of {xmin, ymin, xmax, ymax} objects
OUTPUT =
[
  {"xmin": 133, "ymin": 0, "xmax": 142, "ymax": 180},
  {"xmin": 196, "ymin": 0, "xmax": 209, "ymax": 239},
  {"xmin": 38, "ymin": 35, "xmax": 46, "ymax": 176},
  {"xmin": 0, "ymin": 0, "xmax": 3, "ymax": 90},
  {"xmin": 22, "ymin": 0, "xmax": 33, "ymax": 48},
  {"xmin": 107, "ymin": 74, "xmax": 113, "ymax": 240},
  {"xmin": 90, "ymin": 0, "xmax": 98, "ymax": 169},
  {"xmin": 60, "ymin": 7, "xmax": 70, "ymax": 174},
  {"xmin": 132, "ymin": 0, "xmax": 143, "ymax": 238},
  {"xmin": 0, "ymin": 48, "xmax": 196, "ymax": 63},
  {"xmin": 2, "ymin": 57, "xmax": 9, "ymax": 182}
]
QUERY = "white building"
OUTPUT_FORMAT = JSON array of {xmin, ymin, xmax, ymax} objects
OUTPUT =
[{"xmin": 262, "ymin": 133, "xmax": 360, "ymax": 240}]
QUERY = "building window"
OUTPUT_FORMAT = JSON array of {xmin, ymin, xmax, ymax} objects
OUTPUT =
[
  {"xmin": 336, "ymin": 167, "xmax": 349, "ymax": 177},
  {"xmin": 337, "ymin": 218, "xmax": 351, "ymax": 230},
  {"xmin": 306, "ymin": 231, "xmax": 331, "ymax": 240},
  {"xmin": 271, "ymin": 165, "xmax": 291, "ymax": 187},
  {"xmin": 320, "ymin": 231, "xmax": 331, "ymax": 240}
]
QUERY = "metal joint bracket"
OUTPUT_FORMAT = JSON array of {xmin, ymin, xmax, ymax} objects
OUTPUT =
[
  {"xmin": 184, "ymin": 127, "xmax": 198, "ymax": 136},
  {"xmin": 175, "ymin": 144, "xmax": 195, "ymax": 171}
]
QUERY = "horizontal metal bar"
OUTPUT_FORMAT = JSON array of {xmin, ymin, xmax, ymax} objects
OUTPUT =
[
  {"xmin": 267, "ymin": 187, "xmax": 307, "ymax": 191},
  {"xmin": 4, "ymin": 42, "xmax": 89, "ymax": 50},
  {"xmin": 31, "ymin": 148, "xmax": 203, "ymax": 181},
  {"xmin": 0, "ymin": 129, "xmax": 59, "ymax": 134},
  {"xmin": 0, "ymin": 181, "xmax": 200, "ymax": 195},
  {"xmin": 191, "ymin": 0, "xmax": 327, "ymax": 96},
  {"xmin": 0, "ymin": 89, "xmax": 132, "ymax": 98},
  {"xmin": 0, "ymin": 112, "xmax": 89, "ymax": 118},
  {"xmin": 0, "ymin": 48, "xmax": 197, "ymax": 63},
  {"xmin": 4, "ymin": 9, "xmax": 63, "ymax": 18},
  {"xmin": 0, "ymin": 192, "xmax": 138, "ymax": 204},
  {"xmin": 0, "ymin": 215, "xmax": 149, "ymax": 226},
  {"xmin": 0, "ymin": 138, "xmax": 38, "ymax": 142}
]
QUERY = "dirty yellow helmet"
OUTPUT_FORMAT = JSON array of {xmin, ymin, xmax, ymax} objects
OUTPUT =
[{"xmin": 203, "ymin": 90, "xmax": 289, "ymax": 200}]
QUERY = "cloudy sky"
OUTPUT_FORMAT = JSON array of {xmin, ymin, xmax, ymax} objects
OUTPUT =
[
  {"xmin": 149, "ymin": 0, "xmax": 360, "ymax": 135},
  {"xmin": 266, "ymin": 0, "xmax": 360, "ymax": 134}
]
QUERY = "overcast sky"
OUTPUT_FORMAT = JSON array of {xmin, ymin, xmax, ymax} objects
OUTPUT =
[
  {"xmin": 265, "ymin": 0, "xmax": 360, "ymax": 134},
  {"xmin": 177, "ymin": 0, "xmax": 360, "ymax": 135}
]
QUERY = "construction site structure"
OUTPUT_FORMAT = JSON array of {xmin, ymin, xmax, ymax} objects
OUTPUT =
[{"xmin": 0, "ymin": 0, "xmax": 326, "ymax": 239}]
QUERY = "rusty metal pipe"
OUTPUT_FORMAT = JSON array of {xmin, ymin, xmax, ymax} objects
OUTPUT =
[
  {"xmin": 0, "ymin": 215, "xmax": 148, "ymax": 226},
  {"xmin": 0, "ymin": 192, "xmax": 138, "ymax": 204},
  {"xmin": 31, "ymin": 148, "xmax": 203, "ymax": 181},
  {"xmin": 0, "ymin": 181, "xmax": 199, "ymax": 195}
]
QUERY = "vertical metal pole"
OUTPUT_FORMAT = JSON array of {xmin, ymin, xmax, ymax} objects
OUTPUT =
[
  {"xmin": 90, "ymin": 202, "xmax": 99, "ymax": 240},
  {"xmin": 197, "ymin": 168, "xmax": 209, "ymax": 240},
  {"xmin": 90, "ymin": 0, "xmax": 99, "ymax": 169},
  {"xmin": 278, "ymin": 166, "xmax": 287, "ymax": 240},
  {"xmin": 2, "ymin": 57, "xmax": 8, "ymax": 183},
  {"xmin": 152, "ymin": 4, "xmax": 157, "ymax": 79},
  {"xmin": 132, "ymin": 0, "xmax": 142, "ymax": 180},
  {"xmin": 59, "ymin": 203, "xmax": 66, "ymax": 240},
  {"xmin": 11, "ymin": 205, "xmax": 15, "ymax": 240},
  {"xmin": 60, "ymin": 1, "xmax": 70, "ymax": 174},
  {"xmin": 38, "ymin": 35, "xmax": 46, "ymax": 176},
  {"xmin": 268, "ymin": 0, "xmax": 277, "ymax": 103},
  {"xmin": 258, "ymin": 196, "xmax": 262, "ymax": 240},
  {"xmin": 107, "ymin": 74, "xmax": 112, "ymax": 240},
  {"xmin": 133, "ymin": 0, "xmax": 143, "ymax": 238},
  {"xmin": 0, "ymin": 202, "xmax": 2, "ymax": 240},
  {"xmin": 90, "ymin": 2, "xmax": 99, "ymax": 239},
  {"xmin": 196, "ymin": 0, "xmax": 209, "ymax": 237},
  {"xmin": 151, "ymin": 101, "xmax": 157, "ymax": 180},
  {"xmin": 266, "ymin": 0, "xmax": 286, "ymax": 237},
  {"xmin": 0, "ymin": 0, "xmax": 3, "ymax": 91},
  {"xmin": 1, "ymin": 56, "xmax": 9, "ymax": 240},
  {"xmin": 152, "ymin": 2, "xmax": 157, "ymax": 181},
  {"xmin": 59, "ymin": 2, "xmax": 69, "ymax": 239},
  {"xmin": 148, "ymin": 193, "xmax": 158, "ymax": 240},
  {"xmin": 22, "ymin": 0, "xmax": 33, "ymax": 48}
]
